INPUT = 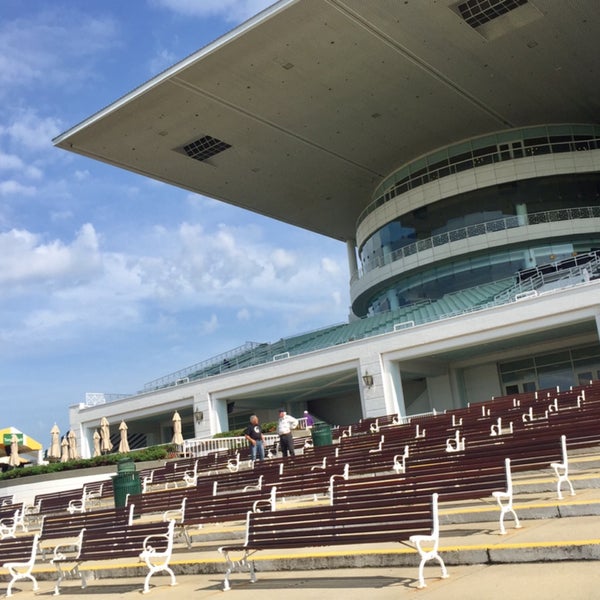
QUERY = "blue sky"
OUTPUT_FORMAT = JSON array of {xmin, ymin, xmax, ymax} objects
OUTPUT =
[{"xmin": 0, "ymin": 0, "xmax": 349, "ymax": 448}]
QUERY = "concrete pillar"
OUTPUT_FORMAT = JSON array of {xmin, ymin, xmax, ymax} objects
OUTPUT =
[
  {"xmin": 383, "ymin": 359, "xmax": 406, "ymax": 417},
  {"xmin": 387, "ymin": 288, "xmax": 400, "ymax": 310},
  {"xmin": 382, "ymin": 243, "xmax": 392, "ymax": 265},
  {"xmin": 346, "ymin": 239, "xmax": 359, "ymax": 280},
  {"xmin": 516, "ymin": 202, "xmax": 528, "ymax": 226}
]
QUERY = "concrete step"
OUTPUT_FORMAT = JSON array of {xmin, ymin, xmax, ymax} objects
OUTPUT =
[{"xmin": 19, "ymin": 456, "xmax": 600, "ymax": 585}]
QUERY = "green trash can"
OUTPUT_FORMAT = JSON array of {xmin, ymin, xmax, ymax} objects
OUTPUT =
[
  {"xmin": 112, "ymin": 459, "xmax": 141, "ymax": 507},
  {"xmin": 117, "ymin": 457, "xmax": 136, "ymax": 474},
  {"xmin": 311, "ymin": 422, "xmax": 333, "ymax": 447}
]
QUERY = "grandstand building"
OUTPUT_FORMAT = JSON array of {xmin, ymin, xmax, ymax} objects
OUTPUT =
[{"xmin": 55, "ymin": 0, "xmax": 600, "ymax": 456}]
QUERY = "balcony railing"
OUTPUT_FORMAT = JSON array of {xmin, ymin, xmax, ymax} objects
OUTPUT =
[{"xmin": 357, "ymin": 205, "xmax": 600, "ymax": 279}]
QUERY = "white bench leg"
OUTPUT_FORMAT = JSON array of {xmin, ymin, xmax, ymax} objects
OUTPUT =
[
  {"xmin": 551, "ymin": 463, "xmax": 575, "ymax": 500},
  {"xmin": 142, "ymin": 563, "xmax": 176, "ymax": 594},
  {"xmin": 220, "ymin": 549, "xmax": 256, "ymax": 591},
  {"xmin": 493, "ymin": 491, "xmax": 521, "ymax": 535},
  {"xmin": 409, "ymin": 535, "xmax": 448, "ymax": 588},
  {"xmin": 4, "ymin": 563, "xmax": 39, "ymax": 598}
]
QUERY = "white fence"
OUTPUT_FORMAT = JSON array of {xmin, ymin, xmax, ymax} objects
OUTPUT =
[{"xmin": 182, "ymin": 434, "xmax": 281, "ymax": 458}]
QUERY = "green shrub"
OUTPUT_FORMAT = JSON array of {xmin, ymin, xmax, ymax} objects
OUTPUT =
[{"xmin": 0, "ymin": 445, "xmax": 171, "ymax": 482}]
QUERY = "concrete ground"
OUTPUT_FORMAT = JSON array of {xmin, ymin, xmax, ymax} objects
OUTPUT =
[{"xmin": 5, "ymin": 562, "xmax": 600, "ymax": 599}]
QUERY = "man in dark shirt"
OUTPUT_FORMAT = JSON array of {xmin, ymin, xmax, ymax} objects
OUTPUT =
[{"xmin": 244, "ymin": 415, "xmax": 265, "ymax": 461}]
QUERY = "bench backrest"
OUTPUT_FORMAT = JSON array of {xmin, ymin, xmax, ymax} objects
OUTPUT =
[
  {"xmin": 244, "ymin": 497, "xmax": 433, "ymax": 549},
  {"xmin": 0, "ymin": 503, "xmax": 24, "ymax": 521},
  {"xmin": 0, "ymin": 533, "xmax": 38, "ymax": 564},
  {"xmin": 182, "ymin": 487, "xmax": 275, "ymax": 526},
  {"xmin": 77, "ymin": 521, "xmax": 173, "ymax": 561},
  {"xmin": 40, "ymin": 505, "xmax": 134, "ymax": 541}
]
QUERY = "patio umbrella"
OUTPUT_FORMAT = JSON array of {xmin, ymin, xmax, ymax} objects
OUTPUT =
[
  {"xmin": 49, "ymin": 424, "xmax": 61, "ymax": 461},
  {"xmin": 68, "ymin": 430, "xmax": 79, "ymax": 460},
  {"xmin": 60, "ymin": 437, "xmax": 69, "ymax": 462},
  {"xmin": 92, "ymin": 430, "xmax": 101, "ymax": 457},
  {"xmin": 100, "ymin": 417, "xmax": 112, "ymax": 454},
  {"xmin": 171, "ymin": 411, "xmax": 184, "ymax": 446},
  {"xmin": 8, "ymin": 435, "xmax": 20, "ymax": 467},
  {"xmin": 118, "ymin": 421, "xmax": 130, "ymax": 453}
]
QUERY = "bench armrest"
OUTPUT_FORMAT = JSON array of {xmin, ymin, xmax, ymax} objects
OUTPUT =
[
  {"xmin": 52, "ymin": 529, "xmax": 85, "ymax": 562},
  {"xmin": 67, "ymin": 498, "xmax": 86, "ymax": 514}
]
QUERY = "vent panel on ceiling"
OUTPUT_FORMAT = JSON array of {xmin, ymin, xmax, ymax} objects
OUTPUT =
[
  {"xmin": 182, "ymin": 135, "xmax": 231, "ymax": 162},
  {"xmin": 457, "ymin": 0, "xmax": 528, "ymax": 29}
]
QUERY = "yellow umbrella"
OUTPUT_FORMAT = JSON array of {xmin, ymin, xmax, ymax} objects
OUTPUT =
[
  {"xmin": 0, "ymin": 427, "xmax": 42, "ymax": 455},
  {"xmin": 60, "ymin": 437, "xmax": 69, "ymax": 463},
  {"xmin": 49, "ymin": 424, "xmax": 61, "ymax": 460},
  {"xmin": 118, "ymin": 421, "xmax": 130, "ymax": 453},
  {"xmin": 100, "ymin": 417, "xmax": 112, "ymax": 453},
  {"xmin": 92, "ymin": 430, "xmax": 101, "ymax": 457},
  {"xmin": 171, "ymin": 411, "xmax": 184, "ymax": 446},
  {"xmin": 8, "ymin": 435, "xmax": 20, "ymax": 467}
]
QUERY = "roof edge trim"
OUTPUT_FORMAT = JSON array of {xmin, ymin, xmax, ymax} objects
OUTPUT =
[{"xmin": 53, "ymin": 0, "xmax": 298, "ymax": 147}]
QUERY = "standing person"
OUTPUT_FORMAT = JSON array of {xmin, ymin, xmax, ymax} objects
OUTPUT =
[
  {"xmin": 244, "ymin": 415, "xmax": 265, "ymax": 462},
  {"xmin": 277, "ymin": 408, "xmax": 298, "ymax": 457},
  {"xmin": 303, "ymin": 410, "xmax": 314, "ymax": 428}
]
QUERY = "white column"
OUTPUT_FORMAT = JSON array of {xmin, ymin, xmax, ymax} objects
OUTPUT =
[
  {"xmin": 346, "ymin": 239, "xmax": 358, "ymax": 280},
  {"xmin": 516, "ymin": 202, "xmax": 528, "ymax": 226},
  {"xmin": 387, "ymin": 288, "xmax": 400, "ymax": 310},
  {"xmin": 385, "ymin": 359, "xmax": 406, "ymax": 417}
]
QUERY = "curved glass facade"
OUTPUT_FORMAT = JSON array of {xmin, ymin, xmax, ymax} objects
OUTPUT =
[
  {"xmin": 354, "ymin": 124, "xmax": 600, "ymax": 316},
  {"xmin": 359, "ymin": 173, "xmax": 600, "ymax": 271},
  {"xmin": 359, "ymin": 124, "xmax": 600, "ymax": 227},
  {"xmin": 367, "ymin": 237, "xmax": 600, "ymax": 314}
]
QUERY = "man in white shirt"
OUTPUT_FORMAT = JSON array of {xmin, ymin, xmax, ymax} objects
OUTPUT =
[{"xmin": 277, "ymin": 408, "xmax": 298, "ymax": 457}]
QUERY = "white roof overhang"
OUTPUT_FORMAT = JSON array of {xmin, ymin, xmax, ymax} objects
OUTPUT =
[{"xmin": 54, "ymin": 0, "xmax": 600, "ymax": 241}]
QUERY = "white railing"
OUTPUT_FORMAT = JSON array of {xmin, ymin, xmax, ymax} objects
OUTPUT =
[
  {"xmin": 183, "ymin": 434, "xmax": 280, "ymax": 458},
  {"xmin": 357, "ymin": 205, "xmax": 600, "ymax": 280},
  {"xmin": 143, "ymin": 341, "xmax": 263, "ymax": 391}
]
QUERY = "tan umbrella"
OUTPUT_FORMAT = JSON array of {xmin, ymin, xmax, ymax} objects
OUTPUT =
[
  {"xmin": 49, "ymin": 424, "xmax": 61, "ymax": 460},
  {"xmin": 118, "ymin": 421, "xmax": 130, "ymax": 453},
  {"xmin": 100, "ymin": 417, "xmax": 112, "ymax": 453},
  {"xmin": 8, "ymin": 435, "xmax": 20, "ymax": 467},
  {"xmin": 67, "ymin": 430, "xmax": 79, "ymax": 460},
  {"xmin": 171, "ymin": 411, "xmax": 184, "ymax": 446},
  {"xmin": 92, "ymin": 430, "xmax": 101, "ymax": 457},
  {"xmin": 60, "ymin": 437, "xmax": 69, "ymax": 462}
]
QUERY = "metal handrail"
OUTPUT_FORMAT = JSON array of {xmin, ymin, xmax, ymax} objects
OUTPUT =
[
  {"xmin": 86, "ymin": 257, "xmax": 600, "ymax": 405},
  {"xmin": 357, "ymin": 205, "xmax": 600, "ymax": 279}
]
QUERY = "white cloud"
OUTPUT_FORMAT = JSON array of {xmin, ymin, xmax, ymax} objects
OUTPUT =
[
  {"xmin": 200, "ymin": 314, "xmax": 219, "ymax": 334},
  {"xmin": 0, "ymin": 180, "xmax": 36, "ymax": 197},
  {"xmin": 0, "ymin": 223, "xmax": 100, "ymax": 286},
  {"xmin": 50, "ymin": 210, "xmax": 74, "ymax": 223},
  {"xmin": 0, "ymin": 149, "xmax": 43, "ymax": 184},
  {"xmin": 2, "ymin": 111, "xmax": 62, "ymax": 151},
  {"xmin": 148, "ymin": 48, "xmax": 178, "ymax": 75},
  {"xmin": 237, "ymin": 307, "xmax": 251, "ymax": 321},
  {"xmin": 0, "ymin": 218, "xmax": 348, "ymax": 352},
  {"xmin": 0, "ymin": 152, "xmax": 23, "ymax": 170},
  {"xmin": 0, "ymin": 10, "xmax": 119, "ymax": 91},
  {"xmin": 152, "ymin": 0, "xmax": 275, "ymax": 23}
]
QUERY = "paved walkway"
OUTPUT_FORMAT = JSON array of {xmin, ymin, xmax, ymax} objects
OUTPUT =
[{"xmin": 5, "ymin": 562, "xmax": 600, "ymax": 599}]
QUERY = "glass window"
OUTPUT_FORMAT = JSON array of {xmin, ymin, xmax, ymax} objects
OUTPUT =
[
  {"xmin": 535, "ymin": 351, "xmax": 570, "ymax": 367},
  {"xmin": 500, "ymin": 358, "xmax": 535, "ymax": 373},
  {"xmin": 549, "ymin": 135, "xmax": 572, "ymax": 153},
  {"xmin": 537, "ymin": 365, "xmax": 574, "ymax": 390}
]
